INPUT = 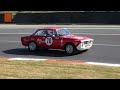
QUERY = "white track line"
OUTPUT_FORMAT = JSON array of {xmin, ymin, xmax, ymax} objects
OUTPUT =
[
  {"xmin": 1, "ymin": 27, "xmax": 120, "ymax": 29},
  {"xmin": 86, "ymin": 62, "xmax": 120, "ymax": 67},
  {"xmin": 73, "ymin": 33, "xmax": 120, "ymax": 35},
  {"xmin": 0, "ymin": 33, "xmax": 31, "ymax": 34},
  {"xmin": 0, "ymin": 40, "xmax": 20, "ymax": 42},
  {"xmin": 93, "ymin": 44, "xmax": 120, "ymax": 47},
  {"xmin": 70, "ymin": 28, "xmax": 120, "ymax": 29},
  {"xmin": 8, "ymin": 58, "xmax": 48, "ymax": 61},
  {"xmin": 7, "ymin": 57, "xmax": 120, "ymax": 67},
  {"xmin": 0, "ymin": 33, "xmax": 120, "ymax": 35}
]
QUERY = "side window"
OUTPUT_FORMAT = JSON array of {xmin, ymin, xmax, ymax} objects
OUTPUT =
[
  {"xmin": 57, "ymin": 29, "xmax": 63, "ymax": 36},
  {"xmin": 44, "ymin": 30, "xmax": 55, "ymax": 36},
  {"xmin": 34, "ymin": 30, "xmax": 44, "ymax": 36}
]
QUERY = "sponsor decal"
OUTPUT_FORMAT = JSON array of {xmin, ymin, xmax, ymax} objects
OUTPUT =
[
  {"xmin": 60, "ymin": 39, "xmax": 63, "ymax": 46},
  {"xmin": 61, "ymin": 39, "xmax": 63, "ymax": 43},
  {"xmin": 37, "ymin": 38, "xmax": 42, "ymax": 44},
  {"xmin": 31, "ymin": 38, "xmax": 34, "ymax": 40}
]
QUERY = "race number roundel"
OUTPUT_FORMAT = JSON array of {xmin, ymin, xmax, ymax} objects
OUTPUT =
[{"xmin": 45, "ymin": 37, "xmax": 53, "ymax": 46}]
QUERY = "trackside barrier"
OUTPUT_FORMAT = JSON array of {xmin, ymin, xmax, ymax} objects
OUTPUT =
[
  {"xmin": 10, "ymin": 12, "xmax": 120, "ymax": 24},
  {"xmin": 0, "ymin": 14, "xmax": 4, "ymax": 23}
]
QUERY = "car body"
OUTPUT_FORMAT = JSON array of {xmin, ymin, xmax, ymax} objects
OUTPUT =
[{"xmin": 21, "ymin": 28, "xmax": 94, "ymax": 55}]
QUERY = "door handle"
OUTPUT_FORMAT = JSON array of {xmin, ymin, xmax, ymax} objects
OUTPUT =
[
  {"xmin": 42, "ymin": 37, "xmax": 45, "ymax": 39},
  {"xmin": 55, "ymin": 37, "xmax": 59, "ymax": 39}
]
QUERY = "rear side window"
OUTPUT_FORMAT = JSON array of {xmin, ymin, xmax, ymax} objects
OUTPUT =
[
  {"xmin": 34, "ymin": 29, "xmax": 57, "ymax": 36},
  {"xmin": 43, "ymin": 30, "xmax": 55, "ymax": 36},
  {"xmin": 34, "ymin": 30, "xmax": 44, "ymax": 36}
]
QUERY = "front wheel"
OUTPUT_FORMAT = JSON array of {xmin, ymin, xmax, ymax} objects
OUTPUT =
[
  {"xmin": 28, "ymin": 42, "xmax": 38, "ymax": 51},
  {"xmin": 65, "ymin": 44, "xmax": 77, "ymax": 55}
]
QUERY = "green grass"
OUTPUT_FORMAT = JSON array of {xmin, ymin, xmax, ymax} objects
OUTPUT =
[{"xmin": 0, "ymin": 60, "xmax": 120, "ymax": 79}]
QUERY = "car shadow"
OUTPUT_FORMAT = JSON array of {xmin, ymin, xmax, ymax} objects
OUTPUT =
[{"xmin": 2, "ymin": 48, "xmax": 85, "ymax": 57}]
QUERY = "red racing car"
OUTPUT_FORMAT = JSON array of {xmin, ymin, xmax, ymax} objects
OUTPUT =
[{"xmin": 21, "ymin": 28, "xmax": 94, "ymax": 55}]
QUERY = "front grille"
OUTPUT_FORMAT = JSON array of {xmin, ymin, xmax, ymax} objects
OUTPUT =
[
  {"xmin": 84, "ymin": 40, "xmax": 93, "ymax": 44},
  {"xmin": 84, "ymin": 41, "xmax": 89, "ymax": 44}
]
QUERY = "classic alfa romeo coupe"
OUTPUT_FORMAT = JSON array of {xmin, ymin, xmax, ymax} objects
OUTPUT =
[{"xmin": 21, "ymin": 28, "xmax": 94, "ymax": 55}]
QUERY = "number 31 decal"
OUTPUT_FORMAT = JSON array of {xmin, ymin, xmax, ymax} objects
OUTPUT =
[{"xmin": 45, "ymin": 37, "xmax": 53, "ymax": 46}]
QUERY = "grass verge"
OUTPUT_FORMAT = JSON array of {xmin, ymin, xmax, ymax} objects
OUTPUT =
[{"xmin": 0, "ymin": 60, "xmax": 120, "ymax": 79}]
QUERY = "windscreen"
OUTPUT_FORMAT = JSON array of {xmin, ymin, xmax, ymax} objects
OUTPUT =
[{"xmin": 57, "ymin": 28, "xmax": 72, "ymax": 36}]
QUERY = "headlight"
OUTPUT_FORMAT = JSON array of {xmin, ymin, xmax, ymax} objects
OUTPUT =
[{"xmin": 81, "ymin": 42, "xmax": 84, "ymax": 46}]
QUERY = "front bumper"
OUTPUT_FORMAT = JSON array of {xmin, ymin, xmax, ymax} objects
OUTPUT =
[{"xmin": 76, "ymin": 39, "xmax": 93, "ymax": 51}]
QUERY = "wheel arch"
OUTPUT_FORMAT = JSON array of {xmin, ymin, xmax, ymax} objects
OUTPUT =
[
  {"xmin": 27, "ymin": 40, "xmax": 37, "ymax": 46},
  {"xmin": 27, "ymin": 40, "xmax": 39, "ymax": 51},
  {"xmin": 64, "ymin": 42, "xmax": 76, "ymax": 50}
]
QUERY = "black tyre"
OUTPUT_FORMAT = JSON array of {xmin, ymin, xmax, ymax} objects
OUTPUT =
[
  {"xmin": 28, "ymin": 42, "xmax": 38, "ymax": 51},
  {"xmin": 65, "ymin": 43, "xmax": 77, "ymax": 55}
]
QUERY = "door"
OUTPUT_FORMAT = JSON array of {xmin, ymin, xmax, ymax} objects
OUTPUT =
[
  {"xmin": 42, "ymin": 30, "xmax": 62, "ymax": 49},
  {"xmin": 33, "ymin": 30, "xmax": 63, "ymax": 49},
  {"xmin": 32, "ymin": 30, "xmax": 49, "ymax": 49},
  {"xmin": 35, "ymin": 36, "xmax": 47, "ymax": 48},
  {"xmin": 51, "ymin": 36, "xmax": 63, "ymax": 49}
]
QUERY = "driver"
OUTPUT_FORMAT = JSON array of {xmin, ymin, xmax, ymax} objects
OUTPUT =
[{"xmin": 47, "ymin": 31, "xmax": 53, "ymax": 36}]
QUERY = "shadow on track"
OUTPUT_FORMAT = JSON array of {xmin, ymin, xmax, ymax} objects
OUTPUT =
[{"xmin": 2, "ymin": 48, "xmax": 85, "ymax": 57}]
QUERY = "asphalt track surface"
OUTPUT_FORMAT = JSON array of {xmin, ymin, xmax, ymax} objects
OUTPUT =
[{"xmin": 0, "ymin": 25, "xmax": 120, "ymax": 64}]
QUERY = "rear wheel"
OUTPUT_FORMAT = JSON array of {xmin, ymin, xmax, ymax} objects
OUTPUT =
[
  {"xmin": 28, "ymin": 42, "xmax": 38, "ymax": 51},
  {"xmin": 65, "ymin": 43, "xmax": 77, "ymax": 55}
]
